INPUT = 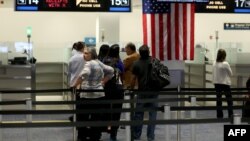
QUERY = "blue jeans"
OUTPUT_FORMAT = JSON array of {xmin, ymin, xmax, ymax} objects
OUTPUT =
[{"xmin": 133, "ymin": 100, "xmax": 157, "ymax": 140}]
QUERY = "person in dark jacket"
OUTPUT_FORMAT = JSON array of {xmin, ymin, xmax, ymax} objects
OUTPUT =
[
  {"xmin": 243, "ymin": 77, "xmax": 250, "ymax": 118},
  {"xmin": 131, "ymin": 45, "xmax": 158, "ymax": 141},
  {"xmin": 103, "ymin": 44, "xmax": 124, "ymax": 141}
]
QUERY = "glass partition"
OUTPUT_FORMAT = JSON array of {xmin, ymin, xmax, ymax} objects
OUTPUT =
[
  {"xmin": 185, "ymin": 42, "xmax": 206, "ymax": 64},
  {"xmin": 0, "ymin": 42, "xmax": 33, "ymax": 65},
  {"xmin": 191, "ymin": 42, "xmax": 250, "ymax": 65},
  {"xmin": 2, "ymin": 41, "xmax": 249, "ymax": 64}
]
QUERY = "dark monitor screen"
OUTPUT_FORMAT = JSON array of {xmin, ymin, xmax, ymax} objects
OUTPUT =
[{"xmin": 15, "ymin": 0, "xmax": 131, "ymax": 12}]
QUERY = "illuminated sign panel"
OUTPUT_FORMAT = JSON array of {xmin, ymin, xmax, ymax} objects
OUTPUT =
[
  {"xmin": 196, "ymin": 0, "xmax": 250, "ymax": 13},
  {"xmin": 15, "ymin": 0, "xmax": 131, "ymax": 12}
]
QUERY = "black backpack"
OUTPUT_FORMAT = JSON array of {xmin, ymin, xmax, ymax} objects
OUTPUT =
[{"xmin": 146, "ymin": 58, "xmax": 170, "ymax": 90}]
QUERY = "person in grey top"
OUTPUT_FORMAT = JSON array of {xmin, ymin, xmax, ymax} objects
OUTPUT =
[{"xmin": 74, "ymin": 47, "xmax": 114, "ymax": 141}]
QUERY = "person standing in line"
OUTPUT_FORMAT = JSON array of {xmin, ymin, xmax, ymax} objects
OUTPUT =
[
  {"xmin": 213, "ymin": 48, "xmax": 233, "ymax": 118},
  {"xmin": 131, "ymin": 45, "xmax": 158, "ymax": 141},
  {"xmin": 68, "ymin": 41, "xmax": 85, "ymax": 122},
  {"xmin": 103, "ymin": 44, "xmax": 124, "ymax": 141},
  {"xmin": 242, "ymin": 77, "xmax": 250, "ymax": 119},
  {"xmin": 97, "ymin": 44, "xmax": 110, "ymax": 134},
  {"xmin": 122, "ymin": 42, "xmax": 140, "ymax": 89},
  {"xmin": 98, "ymin": 44, "xmax": 110, "ymax": 62},
  {"xmin": 69, "ymin": 41, "xmax": 85, "ymax": 88},
  {"xmin": 74, "ymin": 47, "xmax": 114, "ymax": 141}
]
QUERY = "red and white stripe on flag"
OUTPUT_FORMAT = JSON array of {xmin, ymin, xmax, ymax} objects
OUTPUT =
[{"xmin": 143, "ymin": 3, "xmax": 195, "ymax": 61}]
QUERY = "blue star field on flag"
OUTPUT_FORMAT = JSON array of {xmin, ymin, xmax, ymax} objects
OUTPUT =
[{"xmin": 143, "ymin": 0, "xmax": 170, "ymax": 14}]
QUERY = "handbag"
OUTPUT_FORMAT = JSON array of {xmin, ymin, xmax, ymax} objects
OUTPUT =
[{"xmin": 146, "ymin": 58, "xmax": 170, "ymax": 90}]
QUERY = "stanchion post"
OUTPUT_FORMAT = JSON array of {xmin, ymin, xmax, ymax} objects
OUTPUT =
[
  {"xmin": 164, "ymin": 104, "xmax": 171, "ymax": 141},
  {"xmin": 190, "ymin": 96, "xmax": 197, "ymax": 141},
  {"xmin": 72, "ymin": 88, "xmax": 77, "ymax": 141},
  {"xmin": 0, "ymin": 93, "xmax": 2, "ymax": 141},
  {"xmin": 26, "ymin": 98, "xmax": 32, "ymax": 141},
  {"xmin": 177, "ymin": 85, "xmax": 181, "ymax": 141},
  {"xmin": 233, "ymin": 114, "xmax": 242, "ymax": 125},
  {"xmin": 124, "ymin": 90, "xmax": 131, "ymax": 141}
]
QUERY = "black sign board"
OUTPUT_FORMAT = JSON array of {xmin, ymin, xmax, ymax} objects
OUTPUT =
[
  {"xmin": 196, "ymin": 0, "xmax": 250, "ymax": 13},
  {"xmin": 224, "ymin": 23, "xmax": 250, "ymax": 30},
  {"xmin": 15, "ymin": 0, "xmax": 131, "ymax": 12}
]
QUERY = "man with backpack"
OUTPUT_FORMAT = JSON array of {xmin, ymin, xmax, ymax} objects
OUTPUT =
[{"xmin": 130, "ymin": 45, "xmax": 158, "ymax": 141}]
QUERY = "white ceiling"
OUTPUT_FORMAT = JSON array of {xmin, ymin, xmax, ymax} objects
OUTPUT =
[{"xmin": 0, "ymin": 0, "xmax": 142, "ymax": 9}]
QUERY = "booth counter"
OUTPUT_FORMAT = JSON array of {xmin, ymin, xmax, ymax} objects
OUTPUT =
[{"xmin": 0, "ymin": 64, "xmax": 35, "ymax": 109}]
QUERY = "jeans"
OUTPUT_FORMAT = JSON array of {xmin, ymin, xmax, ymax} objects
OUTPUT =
[{"xmin": 133, "ymin": 98, "xmax": 157, "ymax": 140}]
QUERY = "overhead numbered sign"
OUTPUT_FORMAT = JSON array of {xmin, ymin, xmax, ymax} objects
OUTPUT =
[
  {"xmin": 15, "ymin": 0, "xmax": 131, "ymax": 12},
  {"xmin": 195, "ymin": 0, "xmax": 250, "ymax": 13}
]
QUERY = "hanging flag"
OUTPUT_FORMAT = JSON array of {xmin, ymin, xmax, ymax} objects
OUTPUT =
[{"xmin": 143, "ymin": 0, "xmax": 195, "ymax": 60}]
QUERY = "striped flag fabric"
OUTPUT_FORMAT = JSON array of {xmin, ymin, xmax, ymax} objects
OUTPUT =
[{"xmin": 142, "ymin": 0, "xmax": 195, "ymax": 60}]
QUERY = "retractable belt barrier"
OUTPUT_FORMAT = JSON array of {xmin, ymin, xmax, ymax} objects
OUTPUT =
[
  {"xmin": 1, "ymin": 87, "xmax": 250, "ymax": 115},
  {"xmin": 1, "ymin": 88, "xmax": 250, "ymax": 141}
]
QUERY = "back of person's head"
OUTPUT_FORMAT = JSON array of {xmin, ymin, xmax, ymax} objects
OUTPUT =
[
  {"xmin": 139, "ymin": 44, "xmax": 150, "ymax": 59},
  {"xmin": 216, "ymin": 49, "xmax": 226, "ymax": 62},
  {"xmin": 87, "ymin": 47, "xmax": 98, "ymax": 60},
  {"xmin": 72, "ymin": 41, "xmax": 85, "ymax": 51},
  {"xmin": 98, "ymin": 44, "xmax": 110, "ymax": 60},
  {"xmin": 126, "ymin": 42, "xmax": 136, "ymax": 52},
  {"xmin": 109, "ymin": 44, "xmax": 120, "ymax": 58}
]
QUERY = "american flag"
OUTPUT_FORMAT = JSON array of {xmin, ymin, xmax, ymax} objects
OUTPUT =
[{"xmin": 143, "ymin": 0, "xmax": 195, "ymax": 60}]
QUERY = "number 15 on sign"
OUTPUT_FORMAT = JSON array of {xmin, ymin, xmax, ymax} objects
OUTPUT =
[{"xmin": 111, "ymin": 0, "xmax": 129, "ymax": 6}]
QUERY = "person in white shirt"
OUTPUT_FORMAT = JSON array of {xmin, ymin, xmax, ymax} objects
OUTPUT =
[
  {"xmin": 69, "ymin": 42, "xmax": 85, "ymax": 87},
  {"xmin": 213, "ymin": 49, "xmax": 233, "ymax": 118},
  {"xmin": 68, "ymin": 42, "xmax": 85, "ymax": 122}
]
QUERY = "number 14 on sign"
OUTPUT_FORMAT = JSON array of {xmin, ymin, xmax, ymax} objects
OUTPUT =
[{"xmin": 18, "ymin": 0, "xmax": 39, "ymax": 5}]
